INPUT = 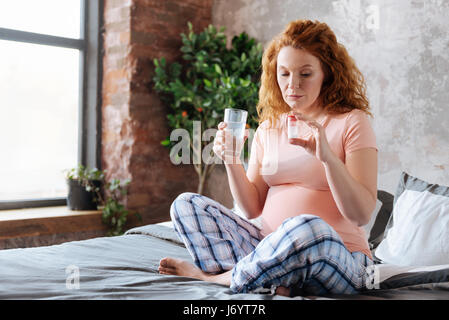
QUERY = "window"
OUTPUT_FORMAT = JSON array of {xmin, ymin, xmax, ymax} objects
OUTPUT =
[{"xmin": 0, "ymin": 0, "xmax": 103, "ymax": 209}]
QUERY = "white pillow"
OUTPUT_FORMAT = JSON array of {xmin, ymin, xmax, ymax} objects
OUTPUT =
[{"xmin": 375, "ymin": 172, "xmax": 449, "ymax": 266}]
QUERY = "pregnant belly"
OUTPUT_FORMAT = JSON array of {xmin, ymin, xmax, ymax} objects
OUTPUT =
[
  {"xmin": 259, "ymin": 184, "xmax": 371, "ymax": 258},
  {"xmin": 260, "ymin": 184, "xmax": 343, "ymax": 235}
]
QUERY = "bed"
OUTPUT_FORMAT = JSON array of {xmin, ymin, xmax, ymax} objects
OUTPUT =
[{"xmin": 1, "ymin": 180, "xmax": 449, "ymax": 300}]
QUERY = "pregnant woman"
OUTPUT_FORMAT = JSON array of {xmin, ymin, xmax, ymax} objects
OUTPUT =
[{"xmin": 158, "ymin": 19, "xmax": 378, "ymax": 297}]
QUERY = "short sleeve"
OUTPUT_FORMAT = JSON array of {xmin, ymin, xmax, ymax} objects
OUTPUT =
[{"xmin": 343, "ymin": 109, "xmax": 378, "ymax": 154}]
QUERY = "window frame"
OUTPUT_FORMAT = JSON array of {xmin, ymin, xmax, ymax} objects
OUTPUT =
[{"xmin": 0, "ymin": 0, "xmax": 103, "ymax": 210}]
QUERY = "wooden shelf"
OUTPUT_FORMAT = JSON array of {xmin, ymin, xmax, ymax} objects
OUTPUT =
[
  {"xmin": 0, "ymin": 206, "xmax": 105, "ymax": 240},
  {"xmin": 0, "ymin": 206, "xmax": 100, "ymax": 221}
]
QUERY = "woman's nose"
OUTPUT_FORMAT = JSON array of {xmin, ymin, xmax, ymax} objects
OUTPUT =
[{"xmin": 288, "ymin": 75, "xmax": 300, "ymax": 88}]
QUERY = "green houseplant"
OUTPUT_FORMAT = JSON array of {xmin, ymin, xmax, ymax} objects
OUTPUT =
[
  {"xmin": 65, "ymin": 165, "xmax": 103, "ymax": 210},
  {"xmin": 65, "ymin": 164, "xmax": 140, "ymax": 236},
  {"xmin": 153, "ymin": 22, "xmax": 262, "ymax": 194}
]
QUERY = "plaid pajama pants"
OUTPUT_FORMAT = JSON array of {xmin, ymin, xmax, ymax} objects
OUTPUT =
[{"xmin": 170, "ymin": 192, "xmax": 373, "ymax": 296}]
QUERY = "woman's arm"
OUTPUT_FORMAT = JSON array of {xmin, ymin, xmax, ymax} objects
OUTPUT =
[
  {"xmin": 214, "ymin": 122, "xmax": 268, "ymax": 220},
  {"xmin": 289, "ymin": 111, "xmax": 378, "ymax": 227},
  {"xmin": 323, "ymin": 148, "xmax": 378, "ymax": 226},
  {"xmin": 224, "ymin": 161, "xmax": 268, "ymax": 220}
]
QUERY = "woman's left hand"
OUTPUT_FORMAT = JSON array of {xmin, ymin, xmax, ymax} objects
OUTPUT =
[{"xmin": 288, "ymin": 111, "xmax": 335, "ymax": 163}]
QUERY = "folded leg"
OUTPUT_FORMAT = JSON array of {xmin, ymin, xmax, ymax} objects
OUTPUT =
[
  {"xmin": 170, "ymin": 192, "xmax": 264, "ymax": 274},
  {"xmin": 231, "ymin": 214, "xmax": 373, "ymax": 296}
]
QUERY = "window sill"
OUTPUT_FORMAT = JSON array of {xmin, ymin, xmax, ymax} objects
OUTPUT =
[{"xmin": 0, "ymin": 206, "xmax": 105, "ymax": 241}]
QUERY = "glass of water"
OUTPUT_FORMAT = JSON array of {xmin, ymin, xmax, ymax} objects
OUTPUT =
[{"xmin": 223, "ymin": 108, "xmax": 248, "ymax": 160}]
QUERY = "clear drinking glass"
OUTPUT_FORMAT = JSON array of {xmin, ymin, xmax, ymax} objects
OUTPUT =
[{"xmin": 223, "ymin": 108, "xmax": 248, "ymax": 159}]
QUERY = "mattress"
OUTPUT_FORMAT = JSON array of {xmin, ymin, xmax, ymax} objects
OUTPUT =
[{"xmin": 0, "ymin": 223, "xmax": 448, "ymax": 300}]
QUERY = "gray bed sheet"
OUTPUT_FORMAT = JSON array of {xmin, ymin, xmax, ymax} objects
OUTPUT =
[
  {"xmin": 0, "ymin": 224, "xmax": 448, "ymax": 300},
  {"xmin": 0, "ymin": 224, "xmax": 294, "ymax": 300}
]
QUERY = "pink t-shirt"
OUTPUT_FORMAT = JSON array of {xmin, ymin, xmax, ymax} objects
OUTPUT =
[{"xmin": 249, "ymin": 109, "xmax": 378, "ymax": 258}]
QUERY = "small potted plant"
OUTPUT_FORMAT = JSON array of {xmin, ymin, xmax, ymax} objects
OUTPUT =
[
  {"xmin": 64, "ymin": 165, "xmax": 141, "ymax": 236},
  {"xmin": 65, "ymin": 164, "xmax": 103, "ymax": 210}
]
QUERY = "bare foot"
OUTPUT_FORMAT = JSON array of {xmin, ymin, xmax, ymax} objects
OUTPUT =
[
  {"xmin": 159, "ymin": 257, "xmax": 292, "ymax": 296},
  {"xmin": 158, "ymin": 257, "xmax": 232, "ymax": 287},
  {"xmin": 158, "ymin": 257, "xmax": 206, "ymax": 280}
]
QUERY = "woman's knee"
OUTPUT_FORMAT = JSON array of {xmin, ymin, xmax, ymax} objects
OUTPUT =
[
  {"xmin": 170, "ymin": 192, "xmax": 199, "ymax": 221},
  {"xmin": 174, "ymin": 192, "xmax": 199, "ymax": 204}
]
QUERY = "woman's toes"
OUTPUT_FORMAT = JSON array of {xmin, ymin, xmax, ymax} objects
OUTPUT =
[
  {"xmin": 159, "ymin": 257, "xmax": 169, "ymax": 267},
  {"xmin": 158, "ymin": 257, "xmax": 206, "ymax": 280},
  {"xmin": 158, "ymin": 257, "xmax": 175, "ymax": 274},
  {"xmin": 159, "ymin": 257, "xmax": 187, "ymax": 275},
  {"xmin": 158, "ymin": 267, "xmax": 171, "ymax": 275},
  {"xmin": 160, "ymin": 257, "xmax": 178, "ymax": 267}
]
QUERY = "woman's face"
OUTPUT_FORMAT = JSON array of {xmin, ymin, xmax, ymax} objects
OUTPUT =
[{"xmin": 276, "ymin": 46, "xmax": 325, "ymax": 115}]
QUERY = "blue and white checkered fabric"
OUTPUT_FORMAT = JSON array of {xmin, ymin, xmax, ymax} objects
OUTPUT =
[{"xmin": 170, "ymin": 192, "xmax": 373, "ymax": 296}]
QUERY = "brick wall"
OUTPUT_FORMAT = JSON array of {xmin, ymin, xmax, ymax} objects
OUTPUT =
[{"xmin": 102, "ymin": 0, "xmax": 233, "ymax": 226}]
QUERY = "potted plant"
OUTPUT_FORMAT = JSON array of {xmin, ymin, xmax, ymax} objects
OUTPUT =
[
  {"xmin": 65, "ymin": 164, "xmax": 103, "ymax": 210},
  {"xmin": 64, "ymin": 165, "xmax": 141, "ymax": 236},
  {"xmin": 153, "ymin": 22, "xmax": 262, "ymax": 194}
]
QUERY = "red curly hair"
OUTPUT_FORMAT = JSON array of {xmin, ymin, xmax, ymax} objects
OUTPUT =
[{"xmin": 257, "ymin": 20, "xmax": 371, "ymax": 127}]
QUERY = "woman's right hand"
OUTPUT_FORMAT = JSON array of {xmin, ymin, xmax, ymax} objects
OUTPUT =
[{"xmin": 213, "ymin": 122, "xmax": 248, "ymax": 164}]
